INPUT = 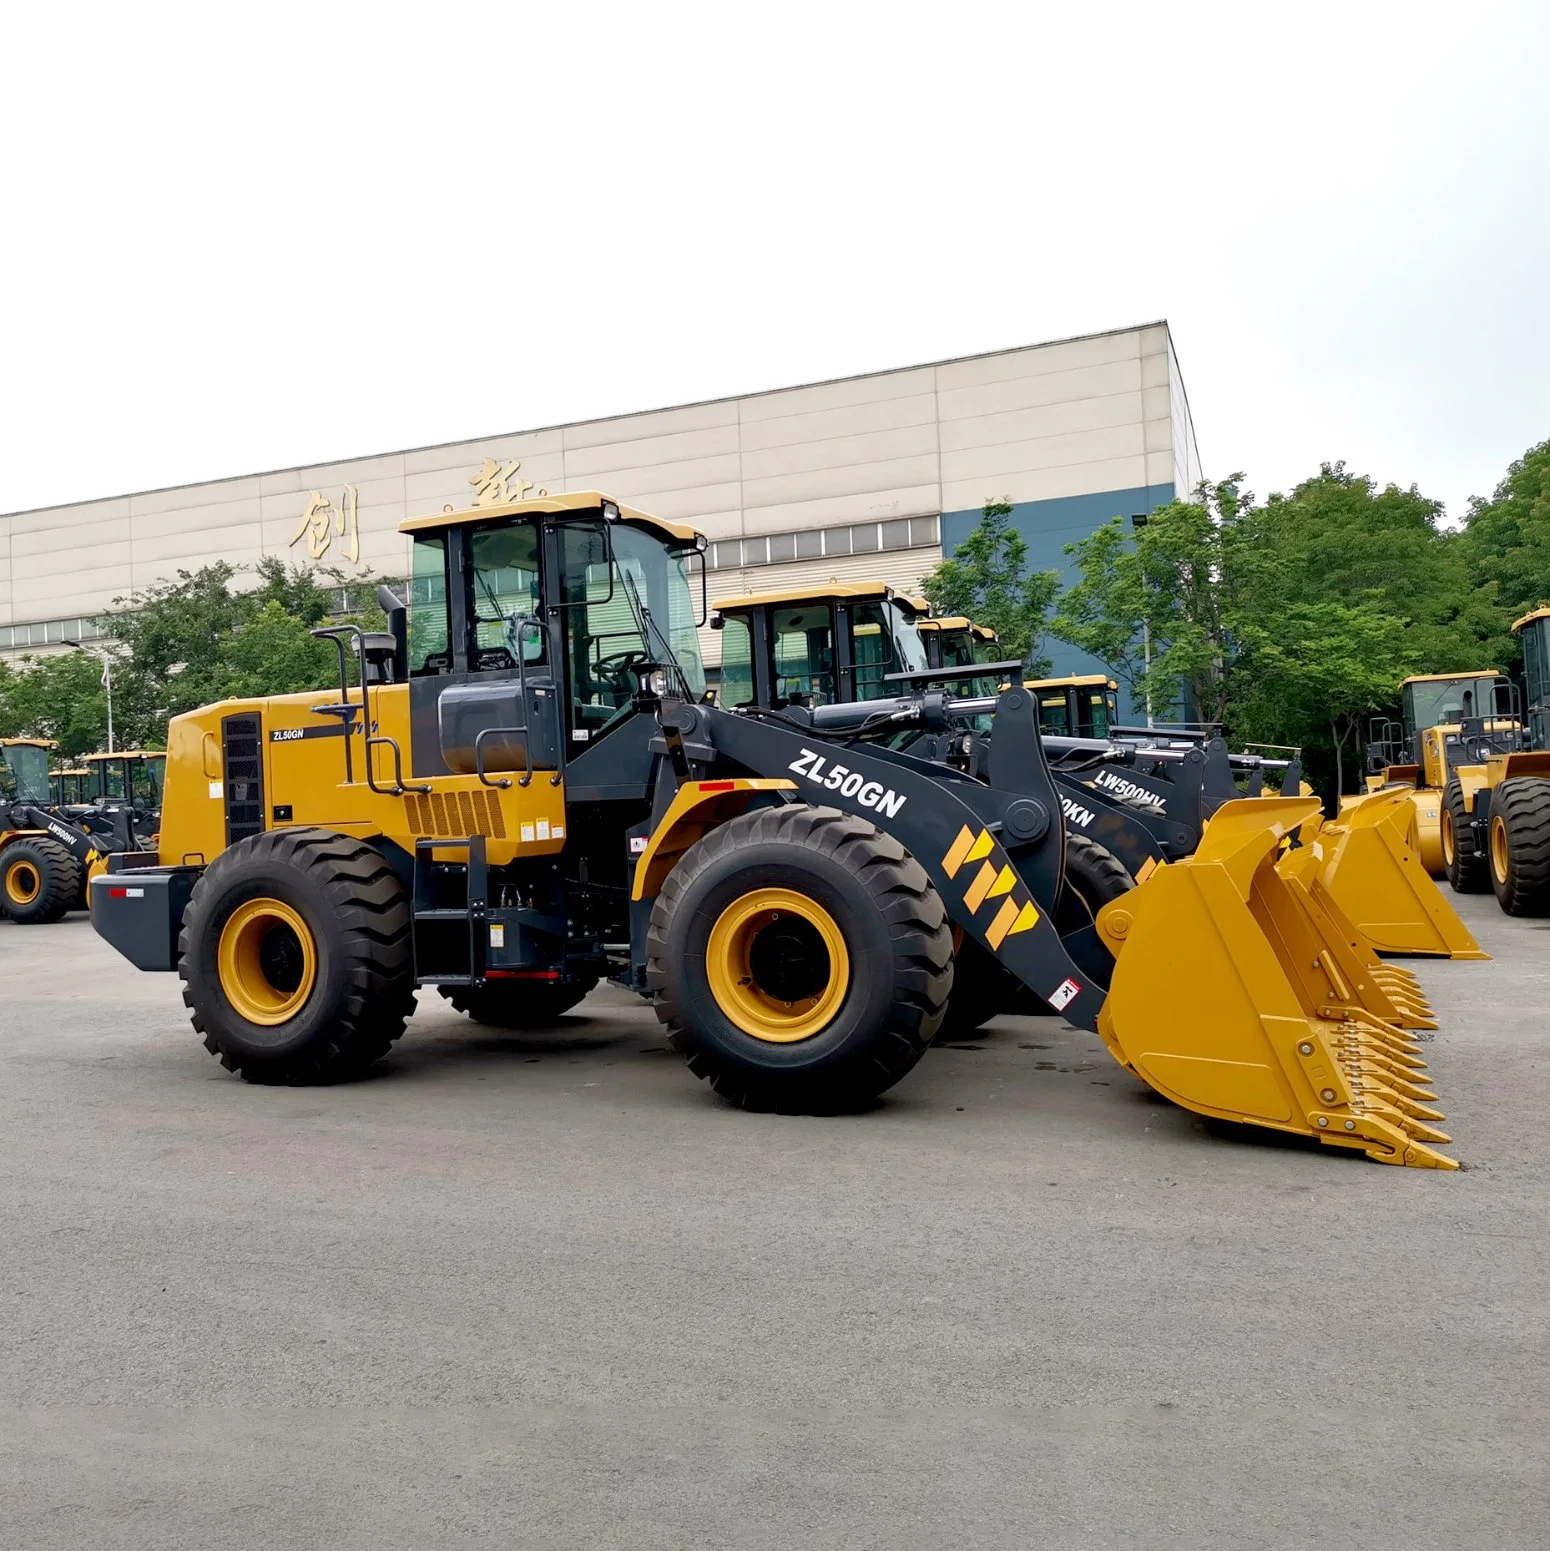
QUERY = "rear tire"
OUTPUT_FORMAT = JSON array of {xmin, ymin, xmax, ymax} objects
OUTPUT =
[
  {"xmin": 438, "ymin": 978, "xmax": 597, "ymax": 1026},
  {"xmin": 0, "ymin": 837, "xmax": 81, "ymax": 925},
  {"xmin": 1488, "ymin": 779, "xmax": 1550, "ymax": 916},
  {"xmin": 1442, "ymin": 779, "xmax": 1489, "ymax": 894},
  {"xmin": 646, "ymin": 803, "xmax": 952, "ymax": 1111},
  {"xmin": 178, "ymin": 827, "xmax": 416, "ymax": 1083}
]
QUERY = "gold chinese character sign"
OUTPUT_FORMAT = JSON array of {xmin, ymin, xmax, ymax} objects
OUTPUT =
[
  {"xmin": 289, "ymin": 485, "xmax": 360, "ymax": 564},
  {"xmin": 470, "ymin": 458, "xmax": 546, "ymax": 507}
]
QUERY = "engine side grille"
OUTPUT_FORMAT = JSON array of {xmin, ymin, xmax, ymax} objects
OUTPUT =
[
  {"xmin": 404, "ymin": 789, "xmax": 506, "ymax": 839},
  {"xmin": 222, "ymin": 713, "xmax": 265, "ymax": 847}
]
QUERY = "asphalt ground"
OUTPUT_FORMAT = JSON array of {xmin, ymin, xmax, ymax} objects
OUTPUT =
[{"xmin": 1, "ymin": 892, "xmax": 1547, "ymax": 1549}]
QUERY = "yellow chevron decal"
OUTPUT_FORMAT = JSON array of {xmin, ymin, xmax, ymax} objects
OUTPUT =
[
  {"xmin": 943, "ymin": 826, "xmax": 976, "ymax": 879},
  {"xmin": 986, "ymin": 897, "xmax": 1022, "ymax": 948},
  {"xmin": 964, "ymin": 861, "xmax": 999, "ymax": 913},
  {"xmin": 965, "ymin": 829, "xmax": 994, "ymax": 864},
  {"xmin": 988, "ymin": 864, "xmax": 1016, "ymax": 899},
  {"xmin": 1135, "ymin": 856, "xmax": 1159, "ymax": 885},
  {"xmin": 1007, "ymin": 901, "xmax": 1040, "ymax": 936}
]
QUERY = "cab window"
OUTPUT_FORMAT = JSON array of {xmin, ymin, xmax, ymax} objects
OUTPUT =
[
  {"xmin": 468, "ymin": 521, "xmax": 544, "ymax": 671},
  {"xmin": 772, "ymin": 606, "xmax": 835, "ymax": 704},
  {"xmin": 718, "ymin": 615, "xmax": 756, "ymax": 708},
  {"xmin": 852, "ymin": 601, "xmax": 926, "ymax": 701},
  {"xmin": 1040, "ymin": 695, "xmax": 1070, "ymax": 734},
  {"xmin": 408, "ymin": 534, "xmax": 452, "ymax": 676}
]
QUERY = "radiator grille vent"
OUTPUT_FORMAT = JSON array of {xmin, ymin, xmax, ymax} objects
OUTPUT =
[
  {"xmin": 222, "ymin": 714, "xmax": 265, "ymax": 846},
  {"xmin": 405, "ymin": 788, "xmax": 507, "ymax": 839}
]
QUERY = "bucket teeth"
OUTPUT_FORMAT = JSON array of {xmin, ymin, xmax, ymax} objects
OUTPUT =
[{"xmin": 1097, "ymin": 795, "xmax": 1462, "ymax": 1172}]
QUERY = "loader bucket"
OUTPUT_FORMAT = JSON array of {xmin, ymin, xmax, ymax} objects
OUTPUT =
[
  {"xmin": 1095, "ymin": 797, "xmax": 1456, "ymax": 1168},
  {"xmin": 1301, "ymin": 789, "xmax": 1487, "ymax": 960},
  {"xmin": 1277, "ymin": 836, "xmax": 1436, "ymax": 1028}
]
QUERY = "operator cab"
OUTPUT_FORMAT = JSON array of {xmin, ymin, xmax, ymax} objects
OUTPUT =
[
  {"xmin": 0, "ymin": 739, "xmax": 55, "ymax": 806},
  {"xmin": 391, "ymin": 492, "xmax": 708, "ymax": 777},
  {"xmin": 711, "ymin": 583, "xmax": 927, "ymax": 709},
  {"xmin": 51, "ymin": 766, "xmax": 90, "ymax": 806},
  {"xmin": 917, "ymin": 618, "xmax": 1004, "ymax": 699},
  {"xmin": 82, "ymin": 751, "xmax": 167, "ymax": 815},
  {"xmin": 1514, "ymin": 608, "xmax": 1550, "ymax": 751},
  {"xmin": 1027, "ymin": 676, "xmax": 1121, "ymax": 739},
  {"xmin": 1401, "ymin": 672, "xmax": 1521, "ymax": 783}
]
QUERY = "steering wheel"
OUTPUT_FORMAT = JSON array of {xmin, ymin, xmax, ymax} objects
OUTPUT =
[{"xmin": 591, "ymin": 649, "xmax": 652, "ymax": 697}]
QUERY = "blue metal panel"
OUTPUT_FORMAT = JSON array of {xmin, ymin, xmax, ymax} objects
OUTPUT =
[{"xmin": 940, "ymin": 483, "xmax": 1175, "ymax": 722}]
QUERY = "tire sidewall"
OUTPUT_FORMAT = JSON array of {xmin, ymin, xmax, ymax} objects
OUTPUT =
[
  {"xmin": 2, "ymin": 838, "xmax": 76, "ymax": 924},
  {"xmin": 655, "ymin": 839, "xmax": 896, "ymax": 1078},
  {"xmin": 185, "ymin": 850, "xmax": 352, "ymax": 1060}
]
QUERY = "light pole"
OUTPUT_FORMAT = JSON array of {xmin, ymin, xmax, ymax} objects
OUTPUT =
[
  {"xmin": 1130, "ymin": 514, "xmax": 1154, "ymax": 728},
  {"xmin": 63, "ymin": 639, "xmax": 114, "ymax": 752}
]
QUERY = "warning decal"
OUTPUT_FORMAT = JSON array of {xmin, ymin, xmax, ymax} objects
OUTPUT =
[{"xmin": 1048, "ymin": 978, "xmax": 1081, "ymax": 1012}]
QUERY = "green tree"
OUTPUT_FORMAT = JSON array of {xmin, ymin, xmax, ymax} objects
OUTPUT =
[
  {"xmin": 103, "ymin": 557, "xmax": 381, "ymax": 746},
  {"xmin": 1050, "ymin": 469, "xmax": 1472, "ymax": 795},
  {"xmin": 0, "ymin": 558, "xmax": 385, "ymax": 757},
  {"xmin": 1257, "ymin": 462, "xmax": 1487, "ymax": 672},
  {"xmin": 0, "ymin": 649, "xmax": 112, "ymax": 756},
  {"xmin": 1229, "ymin": 600, "xmax": 1413, "ymax": 795},
  {"xmin": 919, "ymin": 500, "xmax": 1061, "ymax": 674},
  {"xmin": 1052, "ymin": 479, "xmax": 1258, "ymax": 725},
  {"xmin": 1460, "ymin": 438, "xmax": 1550, "ymax": 665}
]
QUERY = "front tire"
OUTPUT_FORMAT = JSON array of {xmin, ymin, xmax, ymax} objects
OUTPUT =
[
  {"xmin": 1488, "ymin": 779, "xmax": 1550, "ymax": 916},
  {"xmin": 1442, "ymin": 779, "xmax": 1489, "ymax": 893},
  {"xmin": 1, "ymin": 837, "xmax": 82, "ymax": 925},
  {"xmin": 178, "ymin": 828, "xmax": 416, "ymax": 1083},
  {"xmin": 646, "ymin": 803, "xmax": 952, "ymax": 1111}
]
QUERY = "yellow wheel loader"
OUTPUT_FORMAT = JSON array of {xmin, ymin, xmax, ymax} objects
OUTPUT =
[
  {"xmin": 1354, "ymin": 671, "xmax": 1522, "ymax": 875},
  {"xmin": 1442, "ymin": 608, "xmax": 1550, "ymax": 916},
  {"xmin": 89, "ymin": 493, "xmax": 1457, "ymax": 1166},
  {"xmin": 51, "ymin": 765, "xmax": 91, "ymax": 806},
  {"xmin": 1, "ymin": 738, "xmax": 110, "ymax": 923}
]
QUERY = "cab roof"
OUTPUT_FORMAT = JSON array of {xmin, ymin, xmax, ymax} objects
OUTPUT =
[
  {"xmin": 916, "ymin": 617, "xmax": 998, "ymax": 640},
  {"xmin": 400, "ymin": 490, "xmax": 701, "ymax": 547},
  {"xmin": 1027, "ymin": 674, "xmax": 1118, "ymax": 690},
  {"xmin": 1, "ymin": 737, "xmax": 56, "ymax": 750},
  {"xmin": 713, "ymin": 580, "xmax": 901, "ymax": 612},
  {"xmin": 1400, "ymin": 671, "xmax": 1501, "ymax": 685},
  {"xmin": 1512, "ymin": 607, "xmax": 1550, "ymax": 633},
  {"xmin": 82, "ymin": 749, "xmax": 164, "ymax": 762}
]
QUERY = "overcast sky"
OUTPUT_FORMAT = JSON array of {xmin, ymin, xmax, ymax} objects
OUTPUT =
[{"xmin": 2, "ymin": 1, "xmax": 1546, "ymax": 522}]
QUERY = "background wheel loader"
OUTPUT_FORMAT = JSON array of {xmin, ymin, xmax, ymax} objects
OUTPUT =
[
  {"xmin": 50, "ymin": 764, "xmax": 91, "ymax": 806},
  {"xmin": 0, "ymin": 738, "xmax": 143, "ymax": 923},
  {"xmin": 1355, "ymin": 670, "xmax": 1523, "ymax": 876},
  {"xmin": 90, "ymin": 492, "xmax": 1458, "ymax": 1166},
  {"xmin": 1442, "ymin": 608, "xmax": 1550, "ymax": 915}
]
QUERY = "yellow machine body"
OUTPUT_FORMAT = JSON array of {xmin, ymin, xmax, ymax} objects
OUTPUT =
[
  {"xmin": 1097, "ymin": 798, "xmax": 1455, "ymax": 1167},
  {"xmin": 157, "ymin": 685, "xmax": 569, "ymax": 871},
  {"xmin": 1282, "ymin": 789, "xmax": 1486, "ymax": 960}
]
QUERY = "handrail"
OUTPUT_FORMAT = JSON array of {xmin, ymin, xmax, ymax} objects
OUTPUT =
[
  {"xmin": 473, "ymin": 726, "xmax": 531, "ymax": 790},
  {"xmin": 309, "ymin": 623, "xmax": 430, "ymax": 796}
]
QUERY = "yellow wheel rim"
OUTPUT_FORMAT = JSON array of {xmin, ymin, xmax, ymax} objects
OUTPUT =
[
  {"xmin": 4, "ymin": 860, "xmax": 41, "ymax": 907},
  {"xmin": 1491, "ymin": 814, "xmax": 1510, "ymax": 883},
  {"xmin": 217, "ymin": 897, "xmax": 317, "ymax": 1026},
  {"xmin": 705, "ymin": 887, "xmax": 849, "ymax": 1043},
  {"xmin": 1441, "ymin": 809, "xmax": 1455, "ymax": 867}
]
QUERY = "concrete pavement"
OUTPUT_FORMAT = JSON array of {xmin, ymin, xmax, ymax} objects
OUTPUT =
[{"xmin": 1, "ymin": 895, "xmax": 1547, "ymax": 1548}]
